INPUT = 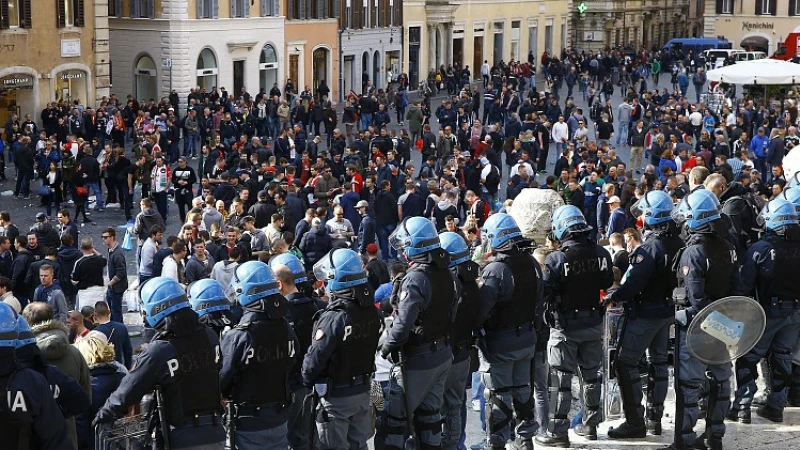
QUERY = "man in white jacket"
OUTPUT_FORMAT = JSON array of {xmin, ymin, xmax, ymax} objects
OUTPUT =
[
  {"xmin": 160, "ymin": 241, "xmax": 187, "ymax": 285},
  {"xmin": 552, "ymin": 115, "xmax": 570, "ymax": 155}
]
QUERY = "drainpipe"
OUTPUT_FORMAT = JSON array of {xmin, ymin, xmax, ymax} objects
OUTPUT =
[{"xmin": 339, "ymin": 28, "xmax": 345, "ymax": 103}]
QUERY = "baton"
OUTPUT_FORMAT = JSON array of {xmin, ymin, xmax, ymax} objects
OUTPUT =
[
  {"xmin": 155, "ymin": 386, "xmax": 171, "ymax": 450},
  {"xmin": 227, "ymin": 401, "xmax": 237, "ymax": 450},
  {"xmin": 397, "ymin": 350, "xmax": 419, "ymax": 450}
]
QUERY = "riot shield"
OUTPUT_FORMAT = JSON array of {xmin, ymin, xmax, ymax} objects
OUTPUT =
[
  {"xmin": 603, "ymin": 305, "xmax": 626, "ymax": 420},
  {"xmin": 685, "ymin": 296, "xmax": 766, "ymax": 365},
  {"xmin": 95, "ymin": 415, "xmax": 150, "ymax": 450}
]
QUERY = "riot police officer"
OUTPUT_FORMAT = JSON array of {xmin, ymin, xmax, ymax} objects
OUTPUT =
[
  {"xmin": 221, "ymin": 261, "xmax": 298, "ymax": 449},
  {"xmin": 728, "ymin": 197, "xmax": 800, "ymax": 423},
  {"xmin": 664, "ymin": 189, "xmax": 736, "ymax": 450},
  {"xmin": 95, "ymin": 277, "xmax": 226, "ymax": 449},
  {"xmin": 779, "ymin": 187, "xmax": 800, "ymax": 407},
  {"xmin": 472, "ymin": 214, "xmax": 541, "ymax": 450},
  {"xmin": 0, "ymin": 302, "xmax": 73, "ymax": 450},
  {"xmin": 535, "ymin": 205, "xmax": 613, "ymax": 448},
  {"xmin": 302, "ymin": 248, "xmax": 383, "ymax": 449},
  {"xmin": 188, "ymin": 278, "xmax": 238, "ymax": 337},
  {"xmin": 272, "ymin": 254, "xmax": 326, "ymax": 450},
  {"xmin": 270, "ymin": 252, "xmax": 318, "ymax": 299},
  {"xmin": 381, "ymin": 217, "xmax": 458, "ymax": 450},
  {"xmin": 440, "ymin": 231, "xmax": 481, "ymax": 450},
  {"xmin": 606, "ymin": 190, "xmax": 683, "ymax": 439}
]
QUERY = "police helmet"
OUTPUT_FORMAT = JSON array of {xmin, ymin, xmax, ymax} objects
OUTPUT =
[
  {"xmin": 187, "ymin": 279, "xmax": 230, "ymax": 317},
  {"xmin": 788, "ymin": 171, "xmax": 800, "ymax": 189},
  {"xmin": 269, "ymin": 253, "xmax": 308, "ymax": 284},
  {"xmin": 389, "ymin": 216, "xmax": 441, "ymax": 257},
  {"xmin": 631, "ymin": 190, "xmax": 675, "ymax": 226},
  {"xmin": 673, "ymin": 189, "xmax": 721, "ymax": 231},
  {"xmin": 440, "ymin": 232, "xmax": 471, "ymax": 268},
  {"xmin": 313, "ymin": 248, "xmax": 368, "ymax": 292},
  {"xmin": 15, "ymin": 314, "xmax": 36, "ymax": 349},
  {"xmin": 481, "ymin": 213, "xmax": 524, "ymax": 250},
  {"xmin": 551, "ymin": 205, "xmax": 592, "ymax": 240},
  {"xmin": 758, "ymin": 197, "xmax": 799, "ymax": 230},
  {"xmin": 232, "ymin": 261, "xmax": 280, "ymax": 308},
  {"xmin": 0, "ymin": 302, "xmax": 17, "ymax": 348},
  {"xmin": 780, "ymin": 187, "xmax": 800, "ymax": 214},
  {"xmin": 140, "ymin": 277, "xmax": 191, "ymax": 327}
]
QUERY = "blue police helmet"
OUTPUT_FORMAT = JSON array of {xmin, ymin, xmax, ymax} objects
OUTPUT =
[
  {"xmin": 673, "ymin": 189, "xmax": 721, "ymax": 231},
  {"xmin": 15, "ymin": 314, "xmax": 36, "ymax": 349},
  {"xmin": 313, "ymin": 248, "xmax": 368, "ymax": 292},
  {"xmin": 759, "ymin": 197, "xmax": 799, "ymax": 230},
  {"xmin": 780, "ymin": 187, "xmax": 800, "ymax": 214},
  {"xmin": 482, "ymin": 213, "xmax": 524, "ymax": 250},
  {"xmin": 440, "ymin": 232, "xmax": 471, "ymax": 268},
  {"xmin": 631, "ymin": 190, "xmax": 675, "ymax": 226},
  {"xmin": 389, "ymin": 216, "xmax": 441, "ymax": 257},
  {"xmin": 551, "ymin": 205, "xmax": 591, "ymax": 240},
  {"xmin": 140, "ymin": 277, "xmax": 191, "ymax": 327},
  {"xmin": 187, "ymin": 279, "xmax": 230, "ymax": 317},
  {"xmin": 788, "ymin": 171, "xmax": 800, "ymax": 189},
  {"xmin": 269, "ymin": 253, "xmax": 308, "ymax": 284},
  {"xmin": 0, "ymin": 302, "xmax": 17, "ymax": 348},
  {"xmin": 232, "ymin": 261, "xmax": 280, "ymax": 308}
]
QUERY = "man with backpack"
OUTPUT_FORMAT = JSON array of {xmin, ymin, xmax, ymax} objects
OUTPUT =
[{"xmin": 480, "ymin": 157, "xmax": 501, "ymax": 209}]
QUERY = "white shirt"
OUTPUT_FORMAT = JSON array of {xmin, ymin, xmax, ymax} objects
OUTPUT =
[
  {"xmin": 481, "ymin": 163, "xmax": 493, "ymax": 181},
  {"xmin": 552, "ymin": 122, "xmax": 569, "ymax": 142},
  {"xmin": 481, "ymin": 63, "xmax": 490, "ymax": 76},
  {"xmin": 726, "ymin": 112, "xmax": 737, "ymax": 127},
  {"xmin": 689, "ymin": 111, "xmax": 703, "ymax": 127},
  {"xmin": 510, "ymin": 162, "xmax": 534, "ymax": 178}
]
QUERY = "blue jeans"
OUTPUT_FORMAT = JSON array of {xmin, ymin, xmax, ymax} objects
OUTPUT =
[
  {"xmin": 616, "ymin": 122, "xmax": 629, "ymax": 146},
  {"xmin": 376, "ymin": 224, "xmax": 397, "ymax": 260},
  {"xmin": 85, "ymin": 182, "xmax": 104, "ymax": 209},
  {"xmin": 183, "ymin": 134, "xmax": 199, "ymax": 156},
  {"xmin": 14, "ymin": 170, "xmax": 32, "ymax": 197},
  {"xmin": 106, "ymin": 289, "xmax": 124, "ymax": 324},
  {"xmin": 471, "ymin": 371, "xmax": 487, "ymax": 431},
  {"xmin": 360, "ymin": 113, "xmax": 373, "ymax": 131}
]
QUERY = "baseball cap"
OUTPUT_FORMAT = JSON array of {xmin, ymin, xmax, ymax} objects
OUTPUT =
[
  {"xmin": 366, "ymin": 243, "xmax": 379, "ymax": 254},
  {"xmin": 178, "ymin": 156, "xmax": 187, "ymax": 162},
  {"xmin": 606, "ymin": 196, "xmax": 621, "ymax": 204},
  {"xmin": 36, "ymin": 212, "xmax": 47, "ymax": 220},
  {"xmin": 356, "ymin": 200, "xmax": 369, "ymax": 209},
  {"xmin": 480, "ymin": 157, "xmax": 489, "ymax": 165}
]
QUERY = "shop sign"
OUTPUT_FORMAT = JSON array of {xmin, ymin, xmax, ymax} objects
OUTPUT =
[
  {"xmin": 742, "ymin": 22, "xmax": 774, "ymax": 32},
  {"xmin": 1, "ymin": 75, "xmax": 34, "ymax": 89},
  {"xmin": 61, "ymin": 39, "xmax": 81, "ymax": 57},
  {"xmin": 59, "ymin": 71, "xmax": 84, "ymax": 80}
]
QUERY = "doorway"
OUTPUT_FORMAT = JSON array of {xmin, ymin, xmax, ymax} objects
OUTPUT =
[
  {"xmin": 409, "ymin": 45, "xmax": 420, "ymax": 88},
  {"xmin": 473, "ymin": 36, "xmax": 483, "ymax": 79},
  {"xmin": 373, "ymin": 50, "xmax": 380, "ymax": 89},
  {"xmin": 493, "ymin": 32, "xmax": 504, "ymax": 64},
  {"xmin": 453, "ymin": 38, "xmax": 464, "ymax": 69},
  {"xmin": 344, "ymin": 56, "xmax": 355, "ymax": 96},
  {"xmin": 312, "ymin": 47, "xmax": 330, "ymax": 100},
  {"xmin": 233, "ymin": 60, "xmax": 245, "ymax": 98},
  {"xmin": 289, "ymin": 54, "xmax": 299, "ymax": 89}
]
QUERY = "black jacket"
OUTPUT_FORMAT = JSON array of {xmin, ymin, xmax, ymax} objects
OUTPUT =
[
  {"xmin": 374, "ymin": 190, "xmax": 398, "ymax": 226},
  {"xmin": 299, "ymin": 226, "xmax": 332, "ymax": 271}
]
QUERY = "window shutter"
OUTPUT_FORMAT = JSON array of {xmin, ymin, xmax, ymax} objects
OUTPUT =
[
  {"xmin": 715, "ymin": 0, "xmax": 722, "ymax": 14},
  {"xmin": 299, "ymin": 0, "xmax": 306, "ymax": 18},
  {"xmin": 273, "ymin": 0, "xmax": 279, "ymax": 15},
  {"xmin": 261, "ymin": 0, "xmax": 266, "ymax": 16},
  {"xmin": 316, "ymin": 0, "xmax": 323, "ymax": 18},
  {"xmin": 770, "ymin": 0, "xmax": 777, "ymax": 15},
  {"xmin": 198, "ymin": 0, "xmax": 205, "ymax": 18},
  {"xmin": 0, "ymin": 1, "xmax": 8, "ymax": 29},
  {"xmin": 352, "ymin": 0, "xmax": 360, "ymax": 28},
  {"xmin": 148, "ymin": 0, "xmax": 154, "ymax": 17},
  {"xmin": 791, "ymin": 0, "xmax": 798, "ymax": 16},
  {"xmin": 244, "ymin": 0, "xmax": 250, "ymax": 17},
  {"xmin": 131, "ymin": 0, "xmax": 140, "ymax": 18},
  {"xmin": 57, "ymin": 0, "xmax": 66, "ymax": 27},
  {"xmin": 333, "ymin": 0, "xmax": 339, "ymax": 18},
  {"xmin": 22, "ymin": 0, "xmax": 32, "ymax": 27},
  {"xmin": 755, "ymin": 0, "xmax": 762, "ymax": 14},
  {"xmin": 115, "ymin": 0, "xmax": 122, "ymax": 17},
  {"xmin": 212, "ymin": 0, "xmax": 219, "ymax": 18},
  {"xmin": 230, "ymin": 0, "xmax": 235, "ymax": 17},
  {"xmin": 382, "ymin": 0, "xmax": 388, "ymax": 26},
  {"xmin": 74, "ymin": 0, "xmax": 85, "ymax": 26}
]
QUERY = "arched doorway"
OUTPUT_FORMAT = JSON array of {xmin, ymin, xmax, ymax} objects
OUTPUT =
[
  {"xmin": 362, "ymin": 52, "xmax": 370, "ymax": 91},
  {"xmin": 312, "ymin": 47, "xmax": 330, "ymax": 100},
  {"xmin": 135, "ymin": 55, "xmax": 158, "ymax": 101},
  {"xmin": 259, "ymin": 44, "xmax": 279, "ymax": 94},
  {"xmin": 373, "ymin": 50, "xmax": 380, "ymax": 89},
  {"xmin": 196, "ymin": 48, "xmax": 218, "ymax": 91}
]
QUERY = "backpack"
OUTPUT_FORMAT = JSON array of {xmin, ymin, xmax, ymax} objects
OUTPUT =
[{"xmin": 485, "ymin": 165, "xmax": 501, "ymax": 193}]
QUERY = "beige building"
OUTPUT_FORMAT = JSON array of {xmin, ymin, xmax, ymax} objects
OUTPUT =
[
  {"xmin": 283, "ymin": 0, "xmax": 340, "ymax": 101},
  {"xmin": 690, "ymin": 0, "xmax": 800, "ymax": 54},
  {"xmin": 572, "ymin": 0, "xmax": 690, "ymax": 52},
  {"xmin": 0, "ymin": 0, "xmax": 110, "ymax": 125},
  {"xmin": 402, "ymin": 0, "xmax": 572, "ymax": 88}
]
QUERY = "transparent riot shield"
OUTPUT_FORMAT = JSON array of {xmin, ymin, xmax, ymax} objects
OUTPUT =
[
  {"xmin": 603, "ymin": 305, "xmax": 626, "ymax": 420},
  {"xmin": 95, "ymin": 414, "xmax": 150, "ymax": 450},
  {"xmin": 685, "ymin": 296, "xmax": 766, "ymax": 365}
]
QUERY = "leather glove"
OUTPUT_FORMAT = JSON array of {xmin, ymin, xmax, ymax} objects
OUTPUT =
[
  {"xmin": 380, "ymin": 346, "xmax": 391, "ymax": 360},
  {"xmin": 675, "ymin": 308, "xmax": 695, "ymax": 327}
]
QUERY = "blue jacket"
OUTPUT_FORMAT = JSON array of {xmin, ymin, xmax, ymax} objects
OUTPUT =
[
  {"xmin": 750, "ymin": 133, "xmax": 769, "ymax": 158},
  {"xmin": 298, "ymin": 226, "xmax": 333, "ymax": 270},
  {"xmin": 76, "ymin": 363, "xmax": 126, "ymax": 450},
  {"xmin": 767, "ymin": 136, "xmax": 785, "ymax": 166},
  {"xmin": 358, "ymin": 214, "xmax": 377, "ymax": 254},
  {"xmin": 607, "ymin": 207, "xmax": 628, "ymax": 236}
]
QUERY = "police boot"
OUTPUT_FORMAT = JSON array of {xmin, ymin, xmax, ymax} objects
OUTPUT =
[
  {"xmin": 693, "ymin": 432, "xmax": 709, "ymax": 450},
  {"xmin": 647, "ymin": 419, "xmax": 662, "ymax": 435},
  {"xmin": 534, "ymin": 432, "xmax": 570, "ymax": 448},
  {"xmin": 756, "ymin": 405, "xmax": 784, "ymax": 422},
  {"xmin": 573, "ymin": 423, "xmax": 597, "ymax": 440},
  {"xmin": 607, "ymin": 420, "xmax": 647, "ymax": 439},
  {"xmin": 725, "ymin": 406, "xmax": 750, "ymax": 424},
  {"xmin": 787, "ymin": 364, "xmax": 800, "ymax": 407},
  {"xmin": 706, "ymin": 437, "xmax": 723, "ymax": 450},
  {"xmin": 512, "ymin": 437, "xmax": 533, "ymax": 450}
]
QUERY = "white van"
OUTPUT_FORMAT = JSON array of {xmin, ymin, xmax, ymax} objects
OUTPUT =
[
  {"xmin": 704, "ymin": 49, "xmax": 743, "ymax": 69},
  {"xmin": 733, "ymin": 51, "xmax": 767, "ymax": 62}
]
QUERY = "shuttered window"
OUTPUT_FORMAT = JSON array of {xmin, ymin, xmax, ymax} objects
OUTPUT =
[
  {"xmin": 57, "ymin": 0, "xmax": 85, "ymax": 27},
  {"xmin": 1, "ymin": 0, "xmax": 31, "ymax": 28}
]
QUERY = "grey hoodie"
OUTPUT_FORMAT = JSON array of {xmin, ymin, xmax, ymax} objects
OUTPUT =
[
  {"xmin": 203, "ymin": 207, "xmax": 224, "ymax": 233},
  {"xmin": 211, "ymin": 259, "xmax": 239, "ymax": 302}
]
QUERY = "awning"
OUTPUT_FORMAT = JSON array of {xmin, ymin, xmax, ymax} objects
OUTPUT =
[{"xmin": 740, "ymin": 36, "xmax": 769, "ymax": 51}]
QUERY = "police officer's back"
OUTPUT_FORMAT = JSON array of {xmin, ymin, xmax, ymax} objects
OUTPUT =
[
  {"xmin": 536, "ymin": 205, "xmax": 613, "ymax": 448},
  {"xmin": 188, "ymin": 278, "xmax": 238, "ymax": 337},
  {"xmin": 94, "ymin": 277, "xmax": 226, "ymax": 449},
  {"xmin": 221, "ymin": 261, "xmax": 298, "ymax": 449},
  {"xmin": 730, "ymin": 196, "xmax": 800, "ymax": 423},
  {"xmin": 302, "ymin": 248, "xmax": 383, "ymax": 449},
  {"xmin": 0, "ymin": 302, "xmax": 73, "ymax": 450}
]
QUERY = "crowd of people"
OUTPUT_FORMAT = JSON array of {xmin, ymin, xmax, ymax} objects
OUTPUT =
[{"xmin": 3, "ymin": 43, "xmax": 800, "ymax": 450}]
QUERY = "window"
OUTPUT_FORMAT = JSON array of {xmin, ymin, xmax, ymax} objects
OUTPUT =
[
  {"xmin": 389, "ymin": 0, "xmax": 393, "ymax": 26},
  {"xmin": 198, "ymin": 0, "xmax": 218, "ymax": 18},
  {"xmin": 57, "ymin": 0, "xmax": 85, "ymax": 27},
  {"xmin": 196, "ymin": 48, "xmax": 219, "ymax": 91},
  {"xmin": 109, "ymin": 0, "xmax": 121, "ymax": 17},
  {"xmin": 231, "ymin": 0, "xmax": 250, "ymax": 17},
  {"xmin": 791, "ymin": 0, "xmax": 800, "ymax": 16},
  {"xmin": 716, "ymin": 0, "xmax": 733, "ymax": 14},
  {"xmin": 345, "ymin": 0, "xmax": 351, "ymax": 27},
  {"xmin": 261, "ymin": 0, "xmax": 279, "ymax": 16},
  {"xmin": 130, "ymin": 0, "xmax": 154, "ymax": 19},
  {"xmin": 363, "ymin": 0, "xmax": 368, "ymax": 27},
  {"xmin": 1, "ymin": 0, "xmax": 20, "ymax": 28},
  {"xmin": 756, "ymin": 0, "xmax": 775, "ymax": 15}
]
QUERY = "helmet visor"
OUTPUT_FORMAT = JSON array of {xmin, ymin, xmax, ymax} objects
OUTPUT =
[
  {"xmin": 388, "ymin": 221, "xmax": 410, "ymax": 252},
  {"xmin": 313, "ymin": 251, "xmax": 336, "ymax": 282},
  {"xmin": 672, "ymin": 197, "xmax": 690, "ymax": 223},
  {"xmin": 630, "ymin": 197, "xmax": 647, "ymax": 219},
  {"xmin": 756, "ymin": 204, "xmax": 768, "ymax": 227}
]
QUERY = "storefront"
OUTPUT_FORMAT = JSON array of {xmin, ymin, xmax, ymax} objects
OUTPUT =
[
  {"xmin": 0, "ymin": 74, "xmax": 35, "ymax": 126},
  {"xmin": 259, "ymin": 44, "xmax": 280, "ymax": 93},
  {"xmin": 56, "ymin": 69, "xmax": 89, "ymax": 104},
  {"xmin": 196, "ymin": 48, "xmax": 219, "ymax": 92}
]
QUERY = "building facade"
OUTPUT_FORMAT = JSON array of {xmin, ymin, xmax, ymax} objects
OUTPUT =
[
  {"xmin": 338, "ymin": 0, "xmax": 403, "ymax": 98},
  {"xmin": 690, "ymin": 0, "xmax": 800, "ymax": 54},
  {"xmin": 571, "ymin": 0, "xmax": 690, "ymax": 53},
  {"xmin": 402, "ymin": 0, "xmax": 572, "ymax": 89},
  {"xmin": 0, "ymin": 0, "xmax": 110, "ymax": 126},
  {"xmin": 284, "ymin": 0, "xmax": 340, "ymax": 101},
  {"xmin": 109, "ymin": 0, "xmax": 284, "ymax": 108}
]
